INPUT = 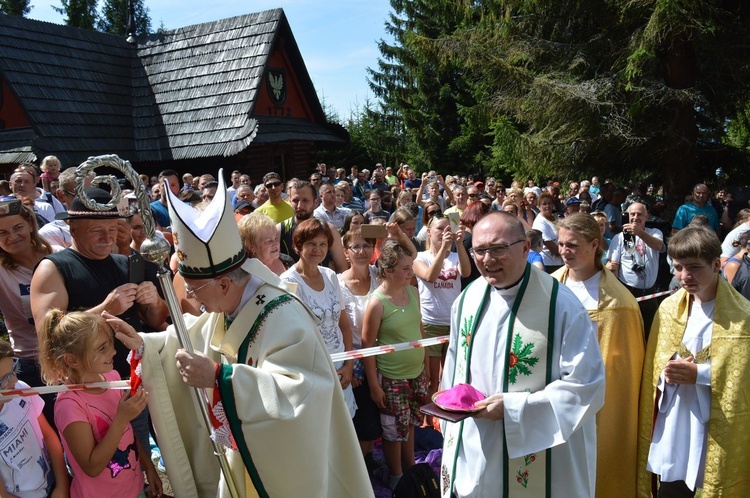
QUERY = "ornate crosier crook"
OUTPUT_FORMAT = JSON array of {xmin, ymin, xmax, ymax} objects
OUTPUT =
[{"xmin": 74, "ymin": 154, "xmax": 241, "ymax": 498}]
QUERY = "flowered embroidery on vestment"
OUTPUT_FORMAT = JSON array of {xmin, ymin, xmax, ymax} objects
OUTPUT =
[
  {"xmin": 508, "ymin": 334, "xmax": 538, "ymax": 385},
  {"xmin": 460, "ymin": 315, "xmax": 474, "ymax": 360}
]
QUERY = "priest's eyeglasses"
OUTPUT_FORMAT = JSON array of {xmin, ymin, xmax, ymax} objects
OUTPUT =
[
  {"xmin": 0, "ymin": 358, "xmax": 20, "ymax": 389},
  {"xmin": 185, "ymin": 278, "xmax": 218, "ymax": 297},
  {"xmin": 470, "ymin": 240, "xmax": 524, "ymax": 259}
]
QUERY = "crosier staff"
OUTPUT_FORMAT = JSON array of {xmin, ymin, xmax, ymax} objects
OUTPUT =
[{"xmin": 74, "ymin": 154, "xmax": 241, "ymax": 498}]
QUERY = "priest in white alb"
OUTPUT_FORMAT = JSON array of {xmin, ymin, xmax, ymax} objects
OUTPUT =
[{"xmin": 440, "ymin": 211, "xmax": 606, "ymax": 498}]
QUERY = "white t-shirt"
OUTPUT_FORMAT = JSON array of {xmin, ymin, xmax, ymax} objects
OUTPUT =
[
  {"xmin": 0, "ymin": 382, "xmax": 52, "ymax": 498},
  {"xmin": 281, "ymin": 266, "xmax": 345, "ymax": 355},
  {"xmin": 281, "ymin": 265, "xmax": 358, "ymax": 418},
  {"xmin": 721, "ymin": 223, "xmax": 750, "ymax": 259},
  {"xmin": 0, "ymin": 266, "xmax": 36, "ymax": 360},
  {"xmin": 562, "ymin": 271, "xmax": 601, "ymax": 335},
  {"xmin": 337, "ymin": 265, "xmax": 379, "ymax": 350},
  {"xmin": 415, "ymin": 250, "xmax": 462, "ymax": 326},
  {"xmin": 564, "ymin": 272, "xmax": 600, "ymax": 311},
  {"xmin": 531, "ymin": 216, "xmax": 563, "ymax": 266},
  {"xmin": 607, "ymin": 227, "xmax": 664, "ymax": 289}
]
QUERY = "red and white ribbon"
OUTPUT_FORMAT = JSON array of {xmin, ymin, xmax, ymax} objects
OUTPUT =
[
  {"xmin": 0, "ymin": 380, "xmax": 130, "ymax": 402},
  {"xmin": 4, "ymin": 340, "xmax": 448, "ymax": 400},
  {"xmin": 635, "ymin": 290, "xmax": 675, "ymax": 302},
  {"xmin": 330, "ymin": 335, "xmax": 449, "ymax": 363}
]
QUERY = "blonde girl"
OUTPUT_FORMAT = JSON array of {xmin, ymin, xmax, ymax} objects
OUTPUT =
[
  {"xmin": 362, "ymin": 241, "xmax": 428, "ymax": 490},
  {"xmin": 40, "ymin": 156, "xmax": 61, "ymax": 193},
  {"xmin": 38, "ymin": 310, "xmax": 161, "ymax": 498}
]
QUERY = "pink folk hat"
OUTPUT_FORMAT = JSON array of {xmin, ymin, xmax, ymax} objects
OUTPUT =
[{"xmin": 433, "ymin": 383, "xmax": 486, "ymax": 412}]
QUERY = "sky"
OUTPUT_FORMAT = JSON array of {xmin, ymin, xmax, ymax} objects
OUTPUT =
[{"xmin": 26, "ymin": 0, "xmax": 393, "ymax": 120}]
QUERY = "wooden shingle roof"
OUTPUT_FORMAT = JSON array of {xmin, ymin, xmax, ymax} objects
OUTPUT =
[
  {"xmin": 0, "ymin": 14, "xmax": 135, "ymax": 166},
  {"xmin": 0, "ymin": 8, "xmax": 344, "ymax": 167}
]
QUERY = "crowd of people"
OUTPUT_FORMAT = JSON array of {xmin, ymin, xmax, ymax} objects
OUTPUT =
[{"xmin": 0, "ymin": 156, "xmax": 749, "ymax": 497}]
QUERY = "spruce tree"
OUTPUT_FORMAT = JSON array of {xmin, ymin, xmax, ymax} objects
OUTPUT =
[
  {"xmin": 367, "ymin": 0, "xmax": 491, "ymax": 173},
  {"xmin": 98, "ymin": 0, "xmax": 152, "ymax": 37},
  {"xmin": 0, "ymin": 0, "xmax": 31, "ymax": 16},
  {"xmin": 53, "ymin": 0, "xmax": 98, "ymax": 30}
]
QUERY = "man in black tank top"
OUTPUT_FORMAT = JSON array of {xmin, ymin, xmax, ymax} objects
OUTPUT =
[
  {"xmin": 30, "ymin": 188, "xmax": 169, "ymax": 377},
  {"xmin": 279, "ymin": 180, "xmax": 348, "ymax": 271}
]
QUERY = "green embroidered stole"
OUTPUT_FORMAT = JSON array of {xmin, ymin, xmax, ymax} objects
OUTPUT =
[
  {"xmin": 216, "ymin": 287, "xmax": 293, "ymax": 498},
  {"xmin": 441, "ymin": 265, "xmax": 558, "ymax": 498}
]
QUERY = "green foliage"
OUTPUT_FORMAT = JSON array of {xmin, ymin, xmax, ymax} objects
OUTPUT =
[
  {"xmin": 53, "ymin": 0, "xmax": 98, "ymax": 30},
  {"xmin": 366, "ymin": 0, "xmax": 494, "ymax": 174},
  {"xmin": 53, "ymin": 0, "xmax": 152, "ymax": 35},
  {"xmin": 320, "ymin": 99, "xmax": 407, "ymax": 169},
  {"xmin": 0, "ymin": 0, "xmax": 31, "ymax": 16},
  {"xmin": 415, "ymin": 0, "xmax": 750, "ymax": 200},
  {"xmin": 98, "ymin": 0, "xmax": 152, "ymax": 36},
  {"xmin": 726, "ymin": 104, "xmax": 750, "ymax": 152},
  {"xmin": 364, "ymin": 0, "xmax": 750, "ymax": 199}
]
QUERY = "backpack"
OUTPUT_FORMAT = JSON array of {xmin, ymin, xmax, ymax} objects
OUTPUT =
[{"xmin": 392, "ymin": 463, "xmax": 440, "ymax": 498}]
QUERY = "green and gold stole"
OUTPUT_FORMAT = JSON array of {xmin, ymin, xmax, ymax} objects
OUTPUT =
[{"xmin": 441, "ymin": 264, "xmax": 558, "ymax": 498}]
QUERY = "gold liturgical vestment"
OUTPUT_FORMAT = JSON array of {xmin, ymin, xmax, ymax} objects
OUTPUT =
[
  {"xmin": 636, "ymin": 277, "xmax": 750, "ymax": 497},
  {"xmin": 553, "ymin": 267, "xmax": 645, "ymax": 498}
]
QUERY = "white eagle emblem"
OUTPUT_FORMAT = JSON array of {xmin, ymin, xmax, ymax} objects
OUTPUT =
[{"xmin": 269, "ymin": 72, "xmax": 284, "ymax": 101}]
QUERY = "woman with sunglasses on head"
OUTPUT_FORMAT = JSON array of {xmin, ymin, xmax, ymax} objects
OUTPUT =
[
  {"xmin": 0, "ymin": 197, "xmax": 62, "ymax": 425},
  {"xmin": 413, "ymin": 209, "xmax": 471, "ymax": 413},
  {"xmin": 415, "ymin": 201, "xmax": 442, "ymax": 246}
]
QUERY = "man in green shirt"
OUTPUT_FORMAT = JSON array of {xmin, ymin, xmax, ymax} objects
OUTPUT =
[{"xmin": 255, "ymin": 172, "xmax": 294, "ymax": 223}]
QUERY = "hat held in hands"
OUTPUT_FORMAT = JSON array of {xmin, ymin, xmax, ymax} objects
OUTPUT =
[{"xmin": 433, "ymin": 384, "xmax": 486, "ymax": 412}]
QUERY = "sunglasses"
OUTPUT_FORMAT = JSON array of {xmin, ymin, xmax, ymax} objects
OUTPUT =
[
  {"xmin": 13, "ymin": 166, "xmax": 36, "ymax": 177},
  {"xmin": 0, "ymin": 358, "xmax": 20, "ymax": 389},
  {"xmin": 265, "ymin": 182, "xmax": 282, "ymax": 189}
]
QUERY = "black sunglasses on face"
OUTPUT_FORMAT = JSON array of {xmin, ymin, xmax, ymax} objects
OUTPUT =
[{"xmin": 265, "ymin": 182, "xmax": 282, "ymax": 189}]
